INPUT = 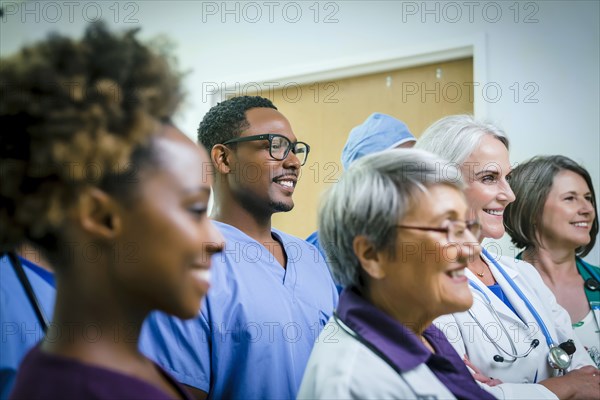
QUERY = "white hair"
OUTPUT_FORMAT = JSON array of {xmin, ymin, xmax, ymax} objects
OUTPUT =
[{"xmin": 415, "ymin": 114, "xmax": 509, "ymax": 165}]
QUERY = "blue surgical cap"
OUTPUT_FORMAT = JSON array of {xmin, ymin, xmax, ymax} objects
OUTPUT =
[{"xmin": 341, "ymin": 113, "xmax": 415, "ymax": 170}]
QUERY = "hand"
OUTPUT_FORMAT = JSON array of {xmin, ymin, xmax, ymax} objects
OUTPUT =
[
  {"xmin": 539, "ymin": 366, "xmax": 600, "ymax": 399},
  {"xmin": 463, "ymin": 355, "xmax": 503, "ymax": 387}
]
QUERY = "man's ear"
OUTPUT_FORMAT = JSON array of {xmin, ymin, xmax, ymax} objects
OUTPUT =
[
  {"xmin": 211, "ymin": 144, "xmax": 233, "ymax": 174},
  {"xmin": 353, "ymin": 235, "xmax": 386, "ymax": 280},
  {"xmin": 78, "ymin": 187, "xmax": 122, "ymax": 240}
]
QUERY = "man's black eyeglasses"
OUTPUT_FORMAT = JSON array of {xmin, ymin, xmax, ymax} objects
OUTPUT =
[{"xmin": 222, "ymin": 134, "xmax": 310, "ymax": 166}]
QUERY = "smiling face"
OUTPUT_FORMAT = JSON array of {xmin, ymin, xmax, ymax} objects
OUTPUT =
[
  {"xmin": 461, "ymin": 134, "xmax": 515, "ymax": 240},
  {"xmin": 376, "ymin": 185, "xmax": 478, "ymax": 322},
  {"xmin": 538, "ymin": 170, "xmax": 596, "ymax": 251},
  {"xmin": 227, "ymin": 107, "xmax": 301, "ymax": 216},
  {"xmin": 115, "ymin": 126, "xmax": 224, "ymax": 319}
]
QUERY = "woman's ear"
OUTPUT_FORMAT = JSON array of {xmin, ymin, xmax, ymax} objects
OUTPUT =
[
  {"xmin": 353, "ymin": 235, "xmax": 386, "ymax": 280},
  {"xmin": 212, "ymin": 144, "xmax": 233, "ymax": 174},
  {"xmin": 77, "ymin": 187, "xmax": 122, "ymax": 240}
]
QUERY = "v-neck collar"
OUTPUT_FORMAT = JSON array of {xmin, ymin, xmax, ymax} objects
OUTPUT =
[{"xmin": 213, "ymin": 221, "xmax": 297, "ymax": 286}]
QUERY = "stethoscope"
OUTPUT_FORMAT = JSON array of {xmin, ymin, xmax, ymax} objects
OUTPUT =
[
  {"xmin": 468, "ymin": 281, "xmax": 540, "ymax": 363},
  {"xmin": 3, "ymin": 252, "xmax": 50, "ymax": 333},
  {"xmin": 576, "ymin": 258, "xmax": 600, "ymax": 335},
  {"xmin": 469, "ymin": 249, "xmax": 575, "ymax": 372},
  {"xmin": 579, "ymin": 258, "xmax": 600, "ymax": 292},
  {"xmin": 586, "ymin": 278, "xmax": 600, "ymax": 291}
]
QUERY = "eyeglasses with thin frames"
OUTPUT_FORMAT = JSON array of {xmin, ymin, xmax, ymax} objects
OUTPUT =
[
  {"xmin": 222, "ymin": 134, "xmax": 310, "ymax": 166},
  {"xmin": 396, "ymin": 220, "xmax": 481, "ymax": 243}
]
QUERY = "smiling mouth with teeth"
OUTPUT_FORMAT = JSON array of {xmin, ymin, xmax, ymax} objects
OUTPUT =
[
  {"xmin": 278, "ymin": 180, "xmax": 294, "ymax": 188},
  {"xmin": 484, "ymin": 209, "xmax": 503, "ymax": 216},
  {"xmin": 571, "ymin": 222, "xmax": 590, "ymax": 227},
  {"xmin": 194, "ymin": 269, "xmax": 211, "ymax": 283},
  {"xmin": 447, "ymin": 268, "xmax": 466, "ymax": 278}
]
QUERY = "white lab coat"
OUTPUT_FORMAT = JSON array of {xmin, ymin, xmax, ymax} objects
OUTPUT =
[
  {"xmin": 298, "ymin": 318, "xmax": 458, "ymax": 399},
  {"xmin": 434, "ymin": 253, "xmax": 595, "ymax": 400}
]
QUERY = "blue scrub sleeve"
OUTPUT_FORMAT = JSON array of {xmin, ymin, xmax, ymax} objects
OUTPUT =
[{"xmin": 140, "ymin": 310, "xmax": 211, "ymax": 392}]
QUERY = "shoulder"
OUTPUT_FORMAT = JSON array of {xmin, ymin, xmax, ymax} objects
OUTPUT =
[
  {"xmin": 432, "ymin": 313, "xmax": 466, "ymax": 355},
  {"xmin": 306, "ymin": 321, "xmax": 385, "ymax": 379},
  {"xmin": 211, "ymin": 221, "xmax": 244, "ymax": 240},
  {"xmin": 273, "ymin": 228, "xmax": 316, "ymax": 249},
  {"xmin": 497, "ymin": 254, "xmax": 543, "ymax": 280},
  {"xmin": 13, "ymin": 347, "xmax": 180, "ymax": 399},
  {"xmin": 497, "ymin": 254, "xmax": 530, "ymax": 270},
  {"xmin": 306, "ymin": 230, "xmax": 319, "ymax": 245},
  {"xmin": 273, "ymin": 228, "xmax": 329, "ymax": 265},
  {"xmin": 0, "ymin": 255, "xmax": 55, "ymax": 322},
  {"xmin": 11, "ymin": 347, "xmax": 82, "ymax": 398},
  {"xmin": 495, "ymin": 255, "xmax": 551, "ymax": 298},
  {"xmin": 1, "ymin": 255, "xmax": 55, "ymax": 292},
  {"xmin": 299, "ymin": 321, "xmax": 413, "ymax": 399},
  {"xmin": 141, "ymin": 309, "xmax": 207, "ymax": 347}
]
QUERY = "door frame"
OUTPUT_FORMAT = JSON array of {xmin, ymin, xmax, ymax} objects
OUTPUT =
[{"xmin": 209, "ymin": 33, "xmax": 488, "ymax": 117}]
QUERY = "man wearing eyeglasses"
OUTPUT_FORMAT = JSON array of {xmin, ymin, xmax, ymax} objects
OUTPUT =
[{"xmin": 140, "ymin": 96, "xmax": 339, "ymax": 400}]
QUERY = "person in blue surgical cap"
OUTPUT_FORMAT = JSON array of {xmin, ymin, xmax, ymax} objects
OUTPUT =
[
  {"xmin": 306, "ymin": 113, "xmax": 416, "ymax": 265},
  {"xmin": 340, "ymin": 112, "xmax": 417, "ymax": 170}
]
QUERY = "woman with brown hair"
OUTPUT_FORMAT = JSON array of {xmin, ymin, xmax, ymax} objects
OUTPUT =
[
  {"xmin": 505, "ymin": 155, "xmax": 599, "ymax": 367},
  {"xmin": 417, "ymin": 115, "xmax": 599, "ymax": 399}
]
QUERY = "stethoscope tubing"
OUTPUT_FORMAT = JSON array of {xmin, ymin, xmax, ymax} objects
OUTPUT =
[
  {"xmin": 4, "ymin": 251, "xmax": 50, "ymax": 333},
  {"xmin": 468, "ymin": 281, "xmax": 540, "ymax": 362},
  {"xmin": 479, "ymin": 248, "xmax": 557, "ymax": 348},
  {"xmin": 576, "ymin": 258, "xmax": 600, "ymax": 338},
  {"xmin": 466, "ymin": 300, "xmax": 520, "ymax": 361},
  {"xmin": 470, "ymin": 250, "xmax": 576, "ymax": 371}
]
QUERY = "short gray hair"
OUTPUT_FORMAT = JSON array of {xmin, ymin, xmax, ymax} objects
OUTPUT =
[
  {"xmin": 318, "ymin": 148, "xmax": 464, "ymax": 289},
  {"xmin": 415, "ymin": 115, "xmax": 509, "ymax": 166}
]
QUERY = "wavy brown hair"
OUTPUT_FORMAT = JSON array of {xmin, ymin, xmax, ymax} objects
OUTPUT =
[
  {"xmin": 505, "ymin": 155, "xmax": 598, "ymax": 257},
  {"xmin": 0, "ymin": 22, "xmax": 184, "ymax": 254}
]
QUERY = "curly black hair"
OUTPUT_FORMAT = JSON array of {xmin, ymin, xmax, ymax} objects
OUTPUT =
[
  {"xmin": 197, "ymin": 96, "xmax": 276, "ymax": 152},
  {"xmin": 0, "ymin": 22, "xmax": 184, "ymax": 253}
]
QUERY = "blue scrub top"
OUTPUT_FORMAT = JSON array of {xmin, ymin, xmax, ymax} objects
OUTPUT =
[
  {"xmin": 305, "ymin": 231, "xmax": 324, "ymax": 257},
  {"xmin": 0, "ymin": 255, "xmax": 56, "ymax": 400},
  {"xmin": 140, "ymin": 221, "xmax": 339, "ymax": 400},
  {"xmin": 306, "ymin": 231, "xmax": 343, "ymax": 294}
]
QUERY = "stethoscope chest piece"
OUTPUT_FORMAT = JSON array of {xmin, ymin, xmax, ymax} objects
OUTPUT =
[
  {"xmin": 585, "ymin": 278, "xmax": 599, "ymax": 291},
  {"xmin": 548, "ymin": 345, "xmax": 571, "ymax": 371}
]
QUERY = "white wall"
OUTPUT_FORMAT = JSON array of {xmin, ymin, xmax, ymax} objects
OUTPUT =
[{"xmin": 2, "ymin": 0, "xmax": 598, "ymax": 263}]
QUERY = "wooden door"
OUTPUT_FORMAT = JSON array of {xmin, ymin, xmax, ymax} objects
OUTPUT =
[{"xmin": 253, "ymin": 57, "xmax": 474, "ymax": 238}]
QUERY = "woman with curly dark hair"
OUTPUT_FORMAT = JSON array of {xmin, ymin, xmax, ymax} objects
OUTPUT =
[{"xmin": 1, "ymin": 22, "xmax": 224, "ymax": 399}]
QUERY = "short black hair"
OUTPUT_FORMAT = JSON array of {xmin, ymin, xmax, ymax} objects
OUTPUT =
[{"xmin": 197, "ymin": 96, "xmax": 276, "ymax": 152}]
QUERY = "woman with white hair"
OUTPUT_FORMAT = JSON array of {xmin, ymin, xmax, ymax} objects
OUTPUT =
[
  {"xmin": 417, "ymin": 115, "xmax": 599, "ymax": 399},
  {"xmin": 298, "ymin": 149, "xmax": 494, "ymax": 399}
]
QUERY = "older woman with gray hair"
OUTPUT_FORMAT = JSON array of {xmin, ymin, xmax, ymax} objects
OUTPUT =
[
  {"xmin": 417, "ymin": 115, "xmax": 599, "ymax": 399},
  {"xmin": 504, "ymin": 155, "xmax": 599, "ymax": 367},
  {"xmin": 298, "ymin": 149, "xmax": 494, "ymax": 399}
]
